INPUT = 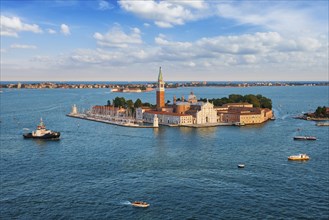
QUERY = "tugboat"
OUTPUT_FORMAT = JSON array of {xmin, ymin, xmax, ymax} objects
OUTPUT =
[{"xmin": 23, "ymin": 118, "xmax": 60, "ymax": 139}]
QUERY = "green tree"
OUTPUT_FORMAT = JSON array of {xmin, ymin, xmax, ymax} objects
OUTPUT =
[
  {"xmin": 126, "ymin": 99, "xmax": 134, "ymax": 109},
  {"xmin": 134, "ymin": 98, "xmax": 143, "ymax": 108},
  {"xmin": 259, "ymin": 97, "xmax": 272, "ymax": 109},
  {"xmin": 113, "ymin": 97, "xmax": 126, "ymax": 108},
  {"xmin": 143, "ymin": 102, "xmax": 152, "ymax": 107},
  {"xmin": 228, "ymin": 94, "xmax": 243, "ymax": 103},
  {"xmin": 107, "ymin": 100, "xmax": 111, "ymax": 106},
  {"xmin": 244, "ymin": 94, "xmax": 260, "ymax": 108}
]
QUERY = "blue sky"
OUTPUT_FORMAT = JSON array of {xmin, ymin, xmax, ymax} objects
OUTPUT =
[{"xmin": 1, "ymin": 0, "xmax": 328, "ymax": 81}]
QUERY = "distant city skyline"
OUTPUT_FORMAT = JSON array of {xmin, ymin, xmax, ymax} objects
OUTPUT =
[{"xmin": 1, "ymin": 0, "xmax": 328, "ymax": 81}]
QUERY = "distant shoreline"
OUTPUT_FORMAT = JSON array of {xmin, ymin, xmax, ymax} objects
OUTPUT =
[{"xmin": 1, "ymin": 81, "xmax": 328, "ymax": 89}]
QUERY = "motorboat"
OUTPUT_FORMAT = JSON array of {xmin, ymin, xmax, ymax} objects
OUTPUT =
[
  {"xmin": 237, "ymin": 164, "xmax": 245, "ymax": 168},
  {"xmin": 131, "ymin": 201, "xmax": 150, "ymax": 208},
  {"xmin": 23, "ymin": 118, "xmax": 60, "ymax": 139},
  {"xmin": 288, "ymin": 154, "xmax": 310, "ymax": 161},
  {"xmin": 293, "ymin": 136, "xmax": 316, "ymax": 140}
]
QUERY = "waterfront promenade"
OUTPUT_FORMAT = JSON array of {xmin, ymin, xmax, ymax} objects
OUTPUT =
[{"xmin": 66, "ymin": 113, "xmax": 157, "ymax": 128}]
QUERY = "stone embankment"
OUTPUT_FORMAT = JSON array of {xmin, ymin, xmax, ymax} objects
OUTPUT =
[{"xmin": 67, "ymin": 113, "xmax": 157, "ymax": 128}]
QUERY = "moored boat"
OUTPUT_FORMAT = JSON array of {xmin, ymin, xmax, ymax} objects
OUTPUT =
[
  {"xmin": 23, "ymin": 118, "xmax": 60, "ymax": 139},
  {"xmin": 293, "ymin": 136, "xmax": 316, "ymax": 140},
  {"xmin": 131, "ymin": 201, "xmax": 150, "ymax": 208},
  {"xmin": 288, "ymin": 154, "xmax": 310, "ymax": 161}
]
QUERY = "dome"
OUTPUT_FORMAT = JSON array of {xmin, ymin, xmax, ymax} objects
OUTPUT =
[{"xmin": 188, "ymin": 92, "xmax": 197, "ymax": 103}]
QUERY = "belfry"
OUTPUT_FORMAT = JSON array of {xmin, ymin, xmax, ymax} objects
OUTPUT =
[{"xmin": 156, "ymin": 67, "xmax": 165, "ymax": 110}]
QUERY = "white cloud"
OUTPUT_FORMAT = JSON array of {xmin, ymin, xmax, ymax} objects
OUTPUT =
[
  {"xmin": 69, "ymin": 30, "xmax": 326, "ymax": 74},
  {"xmin": 169, "ymin": 0, "xmax": 207, "ymax": 9},
  {"xmin": 10, "ymin": 44, "xmax": 37, "ymax": 49},
  {"xmin": 98, "ymin": 0, "xmax": 113, "ymax": 10},
  {"xmin": 118, "ymin": 0, "xmax": 209, "ymax": 28},
  {"xmin": 1, "ymin": 48, "xmax": 7, "ymax": 53},
  {"xmin": 48, "ymin": 28, "xmax": 56, "ymax": 34},
  {"xmin": 0, "ymin": 15, "xmax": 42, "ymax": 37},
  {"xmin": 93, "ymin": 26, "xmax": 142, "ymax": 48},
  {"xmin": 216, "ymin": 2, "xmax": 327, "ymax": 37},
  {"xmin": 31, "ymin": 55, "xmax": 52, "ymax": 62},
  {"xmin": 60, "ymin": 24, "xmax": 71, "ymax": 35}
]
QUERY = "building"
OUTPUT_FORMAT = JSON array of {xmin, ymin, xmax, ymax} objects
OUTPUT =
[
  {"xmin": 217, "ymin": 105, "xmax": 273, "ymax": 125},
  {"xmin": 143, "ymin": 111, "xmax": 193, "ymax": 125},
  {"xmin": 90, "ymin": 105, "xmax": 126, "ymax": 117},
  {"xmin": 156, "ymin": 67, "xmax": 165, "ymax": 110},
  {"xmin": 137, "ymin": 68, "xmax": 273, "ymax": 127}
]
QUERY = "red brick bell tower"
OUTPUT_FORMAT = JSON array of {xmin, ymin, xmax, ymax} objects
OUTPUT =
[{"xmin": 156, "ymin": 67, "xmax": 165, "ymax": 110}]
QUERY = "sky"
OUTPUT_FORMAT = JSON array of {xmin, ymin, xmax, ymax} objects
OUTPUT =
[{"xmin": 0, "ymin": 0, "xmax": 328, "ymax": 81}]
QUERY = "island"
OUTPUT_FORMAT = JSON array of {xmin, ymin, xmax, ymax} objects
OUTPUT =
[
  {"xmin": 67, "ymin": 68, "xmax": 274, "ymax": 128},
  {"xmin": 303, "ymin": 106, "xmax": 329, "ymax": 121}
]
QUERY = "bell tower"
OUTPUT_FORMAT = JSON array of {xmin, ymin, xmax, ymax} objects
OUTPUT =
[{"xmin": 156, "ymin": 67, "xmax": 165, "ymax": 110}]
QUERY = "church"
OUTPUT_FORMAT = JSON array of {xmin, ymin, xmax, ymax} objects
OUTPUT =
[{"xmin": 136, "ymin": 67, "xmax": 218, "ymax": 126}]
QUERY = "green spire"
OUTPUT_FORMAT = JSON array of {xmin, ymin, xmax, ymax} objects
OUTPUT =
[{"xmin": 158, "ymin": 66, "xmax": 163, "ymax": 81}]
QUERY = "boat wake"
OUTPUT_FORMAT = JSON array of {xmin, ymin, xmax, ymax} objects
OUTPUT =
[{"xmin": 120, "ymin": 201, "xmax": 132, "ymax": 206}]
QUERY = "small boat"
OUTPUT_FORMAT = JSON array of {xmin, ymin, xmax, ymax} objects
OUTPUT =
[
  {"xmin": 293, "ymin": 136, "xmax": 316, "ymax": 140},
  {"xmin": 288, "ymin": 154, "xmax": 310, "ymax": 161},
  {"xmin": 237, "ymin": 164, "xmax": 245, "ymax": 168},
  {"xmin": 131, "ymin": 201, "xmax": 150, "ymax": 208},
  {"xmin": 316, "ymin": 122, "xmax": 329, "ymax": 126},
  {"xmin": 23, "ymin": 118, "xmax": 60, "ymax": 139}
]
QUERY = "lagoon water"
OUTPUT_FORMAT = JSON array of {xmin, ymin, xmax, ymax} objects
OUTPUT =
[{"xmin": 1, "ymin": 86, "xmax": 328, "ymax": 219}]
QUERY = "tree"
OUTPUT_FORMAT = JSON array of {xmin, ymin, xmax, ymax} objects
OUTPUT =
[
  {"xmin": 113, "ymin": 97, "xmax": 126, "ymax": 108},
  {"xmin": 134, "ymin": 98, "xmax": 143, "ymax": 108},
  {"xmin": 228, "ymin": 94, "xmax": 243, "ymax": 103},
  {"xmin": 107, "ymin": 100, "xmax": 111, "ymax": 106},
  {"xmin": 143, "ymin": 102, "xmax": 152, "ymax": 107},
  {"xmin": 244, "ymin": 94, "xmax": 260, "ymax": 108},
  {"xmin": 126, "ymin": 99, "xmax": 134, "ymax": 109},
  {"xmin": 259, "ymin": 97, "xmax": 272, "ymax": 109}
]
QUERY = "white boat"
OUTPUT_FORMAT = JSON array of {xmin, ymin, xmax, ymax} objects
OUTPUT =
[
  {"xmin": 238, "ymin": 164, "xmax": 245, "ymax": 168},
  {"xmin": 293, "ymin": 136, "xmax": 316, "ymax": 140},
  {"xmin": 288, "ymin": 154, "xmax": 310, "ymax": 161},
  {"xmin": 316, "ymin": 122, "xmax": 329, "ymax": 126},
  {"xmin": 131, "ymin": 201, "xmax": 150, "ymax": 208}
]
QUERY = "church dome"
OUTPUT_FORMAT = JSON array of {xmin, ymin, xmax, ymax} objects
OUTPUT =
[{"xmin": 188, "ymin": 92, "xmax": 197, "ymax": 103}]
